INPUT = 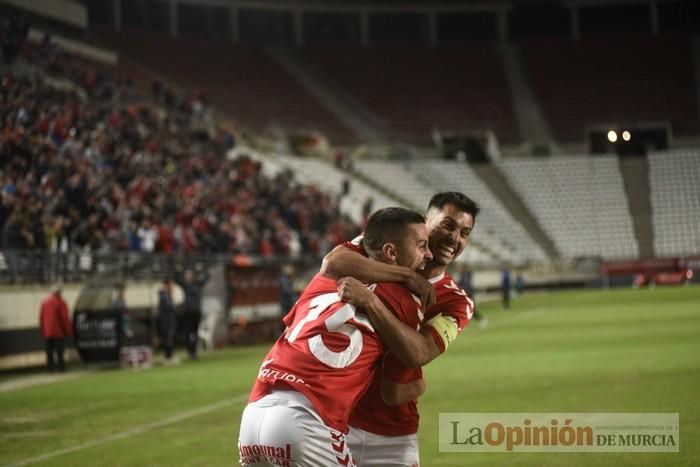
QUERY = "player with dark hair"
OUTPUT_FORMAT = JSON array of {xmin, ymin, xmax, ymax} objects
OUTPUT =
[
  {"xmin": 323, "ymin": 191, "xmax": 480, "ymax": 466},
  {"xmin": 238, "ymin": 207, "xmax": 432, "ymax": 467}
]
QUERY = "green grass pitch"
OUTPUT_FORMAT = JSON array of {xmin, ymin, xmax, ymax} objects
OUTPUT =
[{"xmin": 1, "ymin": 285, "xmax": 698, "ymax": 466}]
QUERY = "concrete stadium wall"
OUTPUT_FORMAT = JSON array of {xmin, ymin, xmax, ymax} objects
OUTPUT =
[{"xmin": 0, "ymin": 282, "xmax": 181, "ymax": 369}]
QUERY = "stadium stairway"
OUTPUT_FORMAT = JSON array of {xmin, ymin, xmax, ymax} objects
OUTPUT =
[
  {"xmin": 470, "ymin": 163, "xmax": 559, "ymax": 260},
  {"xmin": 618, "ymin": 157, "xmax": 656, "ymax": 259},
  {"xmin": 497, "ymin": 45, "xmax": 553, "ymax": 148},
  {"xmin": 264, "ymin": 47, "xmax": 389, "ymax": 144}
]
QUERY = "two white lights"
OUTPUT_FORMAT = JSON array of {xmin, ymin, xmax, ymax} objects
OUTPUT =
[{"xmin": 607, "ymin": 130, "xmax": 631, "ymax": 143}]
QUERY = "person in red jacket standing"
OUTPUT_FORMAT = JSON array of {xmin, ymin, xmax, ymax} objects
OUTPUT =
[{"xmin": 39, "ymin": 285, "xmax": 72, "ymax": 372}]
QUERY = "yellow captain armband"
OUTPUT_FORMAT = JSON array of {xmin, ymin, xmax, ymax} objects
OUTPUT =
[{"xmin": 426, "ymin": 314, "xmax": 459, "ymax": 351}]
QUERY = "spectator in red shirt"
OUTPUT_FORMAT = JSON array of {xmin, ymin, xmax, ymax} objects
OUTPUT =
[{"xmin": 39, "ymin": 285, "xmax": 72, "ymax": 372}]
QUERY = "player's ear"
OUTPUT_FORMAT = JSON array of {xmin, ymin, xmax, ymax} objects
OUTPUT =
[{"xmin": 381, "ymin": 242, "xmax": 398, "ymax": 263}]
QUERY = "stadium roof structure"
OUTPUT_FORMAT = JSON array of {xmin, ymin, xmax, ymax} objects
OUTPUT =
[{"xmin": 160, "ymin": 0, "xmax": 696, "ymax": 9}]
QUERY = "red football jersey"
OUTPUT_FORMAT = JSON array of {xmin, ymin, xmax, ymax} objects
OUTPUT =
[
  {"xmin": 341, "ymin": 234, "xmax": 472, "ymax": 350},
  {"xmin": 349, "ymin": 272, "xmax": 474, "ymax": 436},
  {"xmin": 248, "ymin": 273, "xmax": 422, "ymax": 433},
  {"xmin": 342, "ymin": 234, "xmax": 365, "ymax": 255},
  {"xmin": 424, "ymin": 272, "xmax": 473, "ymax": 351}
]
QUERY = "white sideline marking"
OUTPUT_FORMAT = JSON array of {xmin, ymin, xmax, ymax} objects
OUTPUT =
[
  {"xmin": 0, "ymin": 372, "xmax": 88, "ymax": 393},
  {"xmin": 7, "ymin": 394, "xmax": 248, "ymax": 467},
  {"xmin": 1, "ymin": 431, "xmax": 54, "ymax": 439}
]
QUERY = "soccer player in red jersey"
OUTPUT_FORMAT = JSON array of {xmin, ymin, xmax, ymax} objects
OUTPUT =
[
  {"xmin": 324, "ymin": 192, "xmax": 480, "ymax": 466},
  {"xmin": 238, "ymin": 207, "xmax": 433, "ymax": 467}
]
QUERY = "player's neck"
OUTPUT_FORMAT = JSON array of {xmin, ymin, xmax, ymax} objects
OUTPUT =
[{"xmin": 420, "ymin": 263, "xmax": 447, "ymax": 281}]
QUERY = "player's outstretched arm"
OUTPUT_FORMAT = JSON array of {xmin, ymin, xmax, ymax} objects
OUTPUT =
[
  {"xmin": 337, "ymin": 277, "xmax": 441, "ymax": 369},
  {"xmin": 322, "ymin": 244, "xmax": 435, "ymax": 308}
]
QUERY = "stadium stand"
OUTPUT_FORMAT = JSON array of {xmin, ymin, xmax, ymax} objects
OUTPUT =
[
  {"xmin": 0, "ymin": 38, "xmax": 361, "ymax": 283},
  {"xmin": 519, "ymin": 33, "xmax": 699, "ymax": 142},
  {"xmin": 3, "ymin": 9, "xmax": 699, "ymax": 283},
  {"xmin": 498, "ymin": 156, "xmax": 640, "ymax": 260},
  {"xmin": 244, "ymin": 151, "xmax": 396, "ymax": 223},
  {"xmin": 302, "ymin": 43, "xmax": 519, "ymax": 145},
  {"xmin": 93, "ymin": 29, "xmax": 356, "ymax": 144},
  {"xmin": 239, "ymin": 152, "xmax": 499, "ymax": 265},
  {"xmin": 648, "ymin": 149, "xmax": 700, "ymax": 257}
]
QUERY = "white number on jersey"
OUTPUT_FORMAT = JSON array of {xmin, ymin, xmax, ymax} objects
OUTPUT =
[{"xmin": 286, "ymin": 292, "xmax": 375, "ymax": 369}]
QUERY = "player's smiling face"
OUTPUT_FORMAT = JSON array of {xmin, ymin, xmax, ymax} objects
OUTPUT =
[
  {"xmin": 395, "ymin": 223, "xmax": 433, "ymax": 271},
  {"xmin": 426, "ymin": 203, "xmax": 475, "ymax": 266}
]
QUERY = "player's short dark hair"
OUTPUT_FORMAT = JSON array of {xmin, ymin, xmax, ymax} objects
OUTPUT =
[
  {"xmin": 363, "ymin": 207, "xmax": 425, "ymax": 253},
  {"xmin": 428, "ymin": 192, "xmax": 480, "ymax": 220}
]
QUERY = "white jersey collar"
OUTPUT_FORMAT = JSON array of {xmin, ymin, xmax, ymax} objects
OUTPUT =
[{"xmin": 428, "ymin": 272, "xmax": 445, "ymax": 284}]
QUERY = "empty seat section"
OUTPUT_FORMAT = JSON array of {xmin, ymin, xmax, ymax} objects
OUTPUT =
[
  {"xmin": 520, "ymin": 33, "xmax": 698, "ymax": 142},
  {"xmin": 303, "ymin": 43, "xmax": 519, "ymax": 144},
  {"xmin": 648, "ymin": 150, "xmax": 700, "ymax": 256},
  {"xmin": 97, "ymin": 29, "xmax": 355, "ymax": 143},
  {"xmin": 499, "ymin": 156, "xmax": 639, "ymax": 259}
]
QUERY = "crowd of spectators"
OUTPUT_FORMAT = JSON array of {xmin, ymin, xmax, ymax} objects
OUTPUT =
[{"xmin": 0, "ymin": 30, "xmax": 360, "ymax": 282}]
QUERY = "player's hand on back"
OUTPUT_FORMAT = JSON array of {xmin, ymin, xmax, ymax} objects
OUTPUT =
[
  {"xmin": 337, "ymin": 277, "xmax": 376, "ymax": 309},
  {"xmin": 404, "ymin": 272, "xmax": 435, "ymax": 309}
]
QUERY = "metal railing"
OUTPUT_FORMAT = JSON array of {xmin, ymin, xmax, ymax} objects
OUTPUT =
[{"xmin": 0, "ymin": 250, "xmax": 317, "ymax": 285}]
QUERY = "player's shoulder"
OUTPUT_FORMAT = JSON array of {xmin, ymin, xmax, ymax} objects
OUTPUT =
[
  {"xmin": 432, "ymin": 273, "xmax": 472, "ymax": 308},
  {"xmin": 341, "ymin": 234, "xmax": 367, "ymax": 256},
  {"xmin": 374, "ymin": 281, "xmax": 415, "ymax": 298},
  {"xmin": 299, "ymin": 273, "xmax": 337, "ymax": 297},
  {"xmin": 374, "ymin": 282, "xmax": 421, "ymax": 308},
  {"xmin": 434, "ymin": 274, "xmax": 468, "ymax": 297},
  {"xmin": 374, "ymin": 282, "xmax": 423, "ymax": 326}
]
